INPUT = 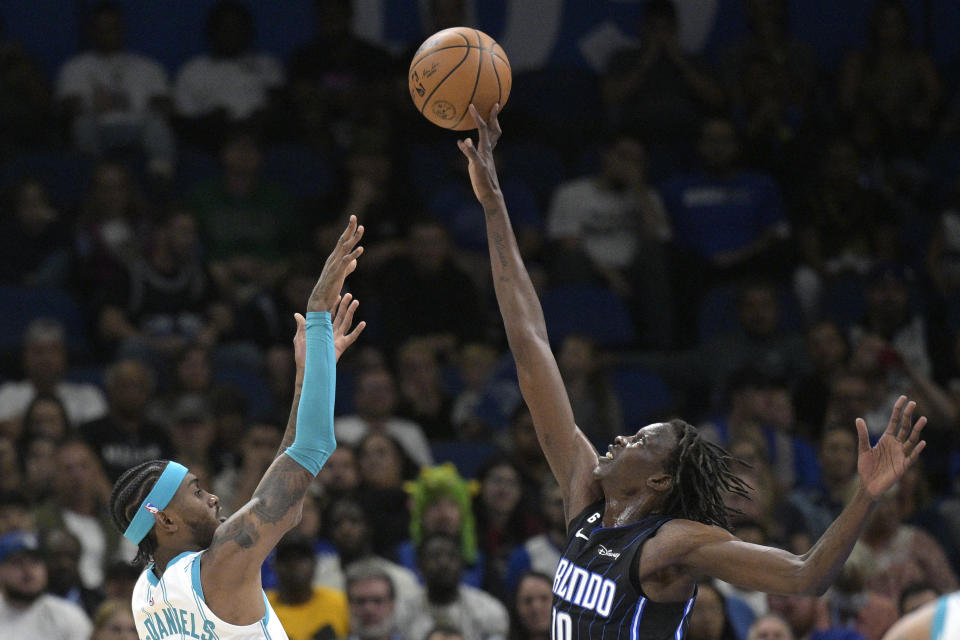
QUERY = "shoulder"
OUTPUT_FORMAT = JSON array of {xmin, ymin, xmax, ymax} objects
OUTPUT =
[
  {"xmin": 38, "ymin": 594, "xmax": 92, "ymax": 627},
  {"xmin": 646, "ymin": 518, "xmax": 732, "ymax": 555},
  {"xmin": 460, "ymin": 584, "xmax": 508, "ymax": 614}
]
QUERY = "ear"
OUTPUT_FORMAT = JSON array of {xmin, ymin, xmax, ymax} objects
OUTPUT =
[
  {"xmin": 646, "ymin": 472, "xmax": 672, "ymax": 494},
  {"xmin": 154, "ymin": 510, "xmax": 179, "ymax": 535}
]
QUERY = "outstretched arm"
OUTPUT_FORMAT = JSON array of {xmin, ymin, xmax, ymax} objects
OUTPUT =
[
  {"xmin": 201, "ymin": 216, "xmax": 364, "ymax": 623},
  {"xmin": 459, "ymin": 105, "xmax": 601, "ymax": 523},
  {"xmin": 641, "ymin": 396, "xmax": 927, "ymax": 595}
]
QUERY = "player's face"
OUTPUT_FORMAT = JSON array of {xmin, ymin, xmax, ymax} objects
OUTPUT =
[
  {"xmin": 171, "ymin": 474, "xmax": 223, "ymax": 548},
  {"xmin": 595, "ymin": 422, "xmax": 677, "ymax": 485}
]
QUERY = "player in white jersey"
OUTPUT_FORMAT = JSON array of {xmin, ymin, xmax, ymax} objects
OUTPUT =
[
  {"xmin": 110, "ymin": 217, "xmax": 366, "ymax": 640},
  {"xmin": 883, "ymin": 591, "xmax": 960, "ymax": 640}
]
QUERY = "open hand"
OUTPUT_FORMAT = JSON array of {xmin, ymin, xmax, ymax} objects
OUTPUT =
[
  {"xmin": 856, "ymin": 395, "xmax": 926, "ymax": 499},
  {"xmin": 307, "ymin": 215, "xmax": 364, "ymax": 313},
  {"xmin": 332, "ymin": 293, "xmax": 365, "ymax": 361},
  {"xmin": 457, "ymin": 103, "xmax": 504, "ymax": 211}
]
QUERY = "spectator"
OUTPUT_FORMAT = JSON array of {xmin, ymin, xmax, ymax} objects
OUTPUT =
[
  {"xmin": 375, "ymin": 219, "xmax": 486, "ymax": 355},
  {"xmin": 0, "ymin": 22, "xmax": 55, "ymax": 157},
  {"xmin": 212, "ymin": 420, "xmax": 282, "ymax": 516},
  {"xmin": 54, "ymin": 1, "xmax": 175, "ymax": 178},
  {"xmin": 898, "ymin": 582, "xmax": 939, "ymax": 617},
  {"xmin": 399, "ymin": 464, "xmax": 486, "ymax": 590},
  {"xmin": 97, "ymin": 208, "xmax": 230, "ymax": 361},
  {"xmin": 838, "ymin": 0, "xmax": 941, "ymax": 149},
  {"xmin": 145, "ymin": 344, "xmax": 214, "ymax": 426},
  {"xmin": 164, "ymin": 395, "xmax": 219, "ymax": 487},
  {"xmin": 472, "ymin": 457, "xmax": 540, "ymax": 597},
  {"xmin": 0, "ymin": 530, "xmax": 92, "ymax": 639},
  {"xmin": 100, "ymin": 561, "xmax": 139, "ymax": 604},
  {"xmin": 173, "ymin": 0, "xmax": 284, "ymax": 148},
  {"xmin": 0, "ymin": 493, "xmax": 34, "ymax": 537},
  {"xmin": 793, "ymin": 321, "xmax": 850, "ymax": 440},
  {"xmin": 556, "ymin": 334, "xmax": 624, "ymax": 447},
  {"xmin": 266, "ymin": 533, "xmax": 350, "ymax": 640},
  {"xmin": 74, "ymin": 161, "xmax": 149, "ymax": 295},
  {"xmin": 357, "ymin": 432, "xmax": 418, "ymax": 556},
  {"xmin": 395, "ymin": 339, "xmax": 456, "ymax": 441},
  {"xmin": 664, "ymin": 117, "xmax": 790, "ymax": 286},
  {"xmin": 316, "ymin": 445, "xmax": 361, "ymax": 502},
  {"xmin": 854, "ymin": 592, "xmax": 899, "ymax": 640},
  {"xmin": 502, "ymin": 406, "xmax": 551, "ymax": 498},
  {"xmin": 426, "ymin": 627, "xmax": 468, "ymax": 640},
  {"xmin": 33, "ymin": 439, "xmax": 120, "ymax": 590},
  {"xmin": 687, "ymin": 580, "xmax": 742, "ymax": 640},
  {"xmin": 0, "ymin": 318, "xmax": 108, "ymax": 428},
  {"xmin": 235, "ymin": 255, "xmax": 319, "ymax": 349},
  {"xmin": 286, "ymin": 0, "xmax": 394, "ymax": 144},
  {"xmin": 509, "ymin": 572, "xmax": 552, "ymax": 640},
  {"xmin": 21, "ymin": 435, "xmax": 59, "ymax": 503},
  {"xmin": 320, "ymin": 498, "xmax": 422, "ymax": 630},
  {"xmin": 41, "ymin": 528, "xmax": 103, "ymax": 616},
  {"xmin": 0, "ymin": 178, "xmax": 72, "ymax": 286},
  {"xmin": 451, "ymin": 343, "xmax": 500, "ymax": 439},
  {"xmin": 546, "ymin": 135, "xmax": 674, "ymax": 346},
  {"xmin": 21, "ymin": 391, "xmax": 70, "ymax": 443},
  {"xmin": 345, "ymin": 561, "xmax": 404, "ymax": 640},
  {"xmin": 188, "ymin": 129, "xmax": 298, "ymax": 294},
  {"xmin": 0, "ymin": 437, "xmax": 21, "ymax": 493},
  {"xmin": 79, "ymin": 359, "xmax": 170, "ymax": 481},
  {"xmin": 335, "ymin": 367, "xmax": 433, "ymax": 467},
  {"xmin": 766, "ymin": 592, "xmax": 862, "ymax": 640},
  {"xmin": 504, "ymin": 479, "xmax": 565, "ymax": 594},
  {"xmin": 89, "ymin": 598, "xmax": 138, "ymax": 640},
  {"xmin": 403, "ymin": 533, "xmax": 509, "ymax": 640},
  {"xmin": 846, "ymin": 485, "xmax": 959, "ymax": 603},
  {"xmin": 601, "ymin": 0, "xmax": 724, "ymax": 143},
  {"xmin": 792, "ymin": 139, "xmax": 899, "ymax": 320},
  {"xmin": 747, "ymin": 613, "xmax": 794, "ymax": 640},
  {"xmin": 783, "ymin": 424, "xmax": 859, "ymax": 542}
]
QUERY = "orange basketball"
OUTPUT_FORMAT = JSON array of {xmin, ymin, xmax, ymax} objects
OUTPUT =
[{"xmin": 408, "ymin": 27, "xmax": 512, "ymax": 131}]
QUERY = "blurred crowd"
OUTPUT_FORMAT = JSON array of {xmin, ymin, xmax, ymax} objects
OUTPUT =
[{"xmin": 1, "ymin": 0, "xmax": 960, "ymax": 639}]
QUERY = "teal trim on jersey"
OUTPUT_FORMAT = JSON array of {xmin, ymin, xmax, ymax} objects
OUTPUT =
[
  {"xmin": 123, "ymin": 461, "xmax": 188, "ymax": 544},
  {"xmin": 191, "ymin": 552, "xmax": 205, "ymax": 601},
  {"xmin": 168, "ymin": 551, "xmax": 194, "ymax": 568},
  {"xmin": 932, "ymin": 595, "xmax": 948, "ymax": 640},
  {"xmin": 261, "ymin": 592, "xmax": 271, "ymax": 626},
  {"xmin": 146, "ymin": 563, "xmax": 160, "ymax": 587}
]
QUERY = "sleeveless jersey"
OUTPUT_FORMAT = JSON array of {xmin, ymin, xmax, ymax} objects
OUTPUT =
[
  {"xmin": 931, "ymin": 591, "xmax": 960, "ymax": 640},
  {"xmin": 551, "ymin": 501, "xmax": 695, "ymax": 640},
  {"xmin": 131, "ymin": 551, "xmax": 289, "ymax": 640}
]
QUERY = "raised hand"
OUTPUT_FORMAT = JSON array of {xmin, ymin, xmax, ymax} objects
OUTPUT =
[
  {"xmin": 457, "ymin": 103, "xmax": 504, "ymax": 210},
  {"xmin": 332, "ymin": 293, "xmax": 365, "ymax": 361},
  {"xmin": 307, "ymin": 215, "xmax": 364, "ymax": 313},
  {"xmin": 856, "ymin": 395, "xmax": 926, "ymax": 499}
]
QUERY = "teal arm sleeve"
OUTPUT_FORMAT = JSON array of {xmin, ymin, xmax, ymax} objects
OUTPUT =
[{"xmin": 285, "ymin": 311, "xmax": 336, "ymax": 475}]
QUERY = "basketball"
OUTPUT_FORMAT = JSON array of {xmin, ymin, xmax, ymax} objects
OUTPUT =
[{"xmin": 408, "ymin": 27, "xmax": 512, "ymax": 131}]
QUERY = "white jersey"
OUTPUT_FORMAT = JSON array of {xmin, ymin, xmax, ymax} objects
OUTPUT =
[
  {"xmin": 932, "ymin": 592, "xmax": 960, "ymax": 640},
  {"xmin": 131, "ymin": 551, "xmax": 288, "ymax": 640}
]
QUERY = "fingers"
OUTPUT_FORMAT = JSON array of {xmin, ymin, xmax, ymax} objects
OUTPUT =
[
  {"xmin": 489, "ymin": 103, "xmax": 502, "ymax": 138},
  {"xmin": 293, "ymin": 312, "xmax": 306, "ymax": 331},
  {"xmin": 883, "ymin": 395, "xmax": 907, "ymax": 437},
  {"xmin": 334, "ymin": 294, "xmax": 359, "ymax": 331},
  {"xmin": 903, "ymin": 415, "xmax": 927, "ymax": 456},
  {"xmin": 468, "ymin": 103, "xmax": 487, "ymax": 130},
  {"xmin": 906, "ymin": 439, "xmax": 927, "ymax": 466},
  {"xmin": 457, "ymin": 138, "xmax": 481, "ymax": 162},
  {"xmin": 896, "ymin": 400, "xmax": 917, "ymax": 442},
  {"xmin": 856, "ymin": 417, "xmax": 870, "ymax": 454},
  {"xmin": 342, "ymin": 319, "xmax": 367, "ymax": 347}
]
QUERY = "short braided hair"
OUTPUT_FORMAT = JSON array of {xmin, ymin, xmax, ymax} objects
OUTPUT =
[
  {"xmin": 109, "ymin": 459, "xmax": 169, "ymax": 567},
  {"xmin": 659, "ymin": 419, "xmax": 751, "ymax": 530}
]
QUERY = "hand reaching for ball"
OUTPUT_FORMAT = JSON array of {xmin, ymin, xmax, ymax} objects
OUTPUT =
[{"xmin": 458, "ymin": 103, "xmax": 504, "ymax": 211}]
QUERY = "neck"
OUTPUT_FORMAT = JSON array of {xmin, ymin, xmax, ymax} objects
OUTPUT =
[
  {"xmin": 427, "ymin": 583, "xmax": 459, "ymax": 605},
  {"xmin": 154, "ymin": 543, "xmax": 200, "ymax": 577},
  {"xmin": 600, "ymin": 489, "xmax": 655, "ymax": 528}
]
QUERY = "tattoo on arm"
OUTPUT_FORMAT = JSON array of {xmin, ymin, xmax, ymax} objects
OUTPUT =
[
  {"xmin": 276, "ymin": 383, "xmax": 303, "ymax": 456},
  {"xmin": 492, "ymin": 232, "xmax": 508, "ymax": 268}
]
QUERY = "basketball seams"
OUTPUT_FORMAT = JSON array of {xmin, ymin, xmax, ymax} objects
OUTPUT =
[
  {"xmin": 490, "ymin": 39, "xmax": 502, "ymax": 107},
  {"xmin": 449, "ymin": 29, "xmax": 485, "ymax": 129},
  {"xmin": 410, "ymin": 44, "xmax": 487, "ymax": 69},
  {"xmin": 417, "ymin": 30, "xmax": 471, "ymax": 117}
]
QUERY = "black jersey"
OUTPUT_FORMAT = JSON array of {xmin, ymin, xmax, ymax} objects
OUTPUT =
[{"xmin": 551, "ymin": 501, "xmax": 695, "ymax": 640}]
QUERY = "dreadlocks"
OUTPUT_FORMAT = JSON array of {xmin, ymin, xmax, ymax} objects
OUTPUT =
[
  {"xmin": 109, "ymin": 459, "xmax": 168, "ymax": 567},
  {"xmin": 659, "ymin": 419, "xmax": 751, "ymax": 530}
]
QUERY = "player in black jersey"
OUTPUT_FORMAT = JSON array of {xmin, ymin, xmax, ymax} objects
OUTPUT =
[{"xmin": 456, "ymin": 104, "xmax": 927, "ymax": 640}]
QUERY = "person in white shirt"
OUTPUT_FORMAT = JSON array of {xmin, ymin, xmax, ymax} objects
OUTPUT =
[
  {"xmin": 55, "ymin": 2, "xmax": 175, "ymax": 177},
  {"xmin": 108, "ymin": 217, "xmax": 364, "ymax": 640},
  {"xmin": 173, "ymin": 1, "xmax": 284, "ymax": 133},
  {"xmin": 335, "ymin": 367, "xmax": 434, "ymax": 467},
  {"xmin": 0, "ymin": 530, "xmax": 93, "ymax": 640},
  {"xmin": 0, "ymin": 318, "xmax": 107, "ymax": 428}
]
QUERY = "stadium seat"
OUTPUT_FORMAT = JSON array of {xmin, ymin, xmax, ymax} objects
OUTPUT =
[
  {"xmin": 540, "ymin": 285, "xmax": 635, "ymax": 348},
  {"xmin": 610, "ymin": 365, "xmax": 674, "ymax": 430},
  {"xmin": 430, "ymin": 440, "xmax": 500, "ymax": 479},
  {"xmin": 0, "ymin": 286, "xmax": 87, "ymax": 352}
]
